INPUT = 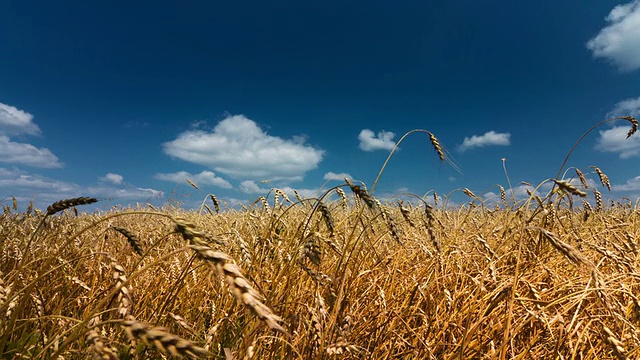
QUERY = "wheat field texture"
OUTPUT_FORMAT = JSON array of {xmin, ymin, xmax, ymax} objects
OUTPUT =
[{"xmin": 1, "ymin": 117, "xmax": 639, "ymax": 359}]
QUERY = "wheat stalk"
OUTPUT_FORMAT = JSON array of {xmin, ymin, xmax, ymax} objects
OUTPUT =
[
  {"xmin": 553, "ymin": 179, "xmax": 587, "ymax": 198},
  {"xmin": 591, "ymin": 166, "xmax": 611, "ymax": 191},
  {"xmin": 111, "ymin": 226, "xmax": 143, "ymax": 256},
  {"xmin": 209, "ymin": 194, "xmax": 220, "ymax": 213},
  {"xmin": 85, "ymin": 329, "xmax": 118, "ymax": 360},
  {"xmin": 575, "ymin": 168, "xmax": 588, "ymax": 189},
  {"xmin": 185, "ymin": 178, "xmax": 199, "ymax": 190},
  {"xmin": 623, "ymin": 115, "xmax": 638, "ymax": 138},
  {"xmin": 46, "ymin": 197, "xmax": 98, "ymax": 216},
  {"xmin": 173, "ymin": 217, "xmax": 286, "ymax": 334},
  {"xmin": 427, "ymin": 131, "xmax": 445, "ymax": 162},
  {"xmin": 121, "ymin": 316, "xmax": 209, "ymax": 358}
]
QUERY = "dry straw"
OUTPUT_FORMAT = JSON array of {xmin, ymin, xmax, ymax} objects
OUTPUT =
[
  {"xmin": 173, "ymin": 217, "xmax": 286, "ymax": 333},
  {"xmin": 317, "ymin": 201, "xmax": 335, "ymax": 235},
  {"xmin": 46, "ymin": 197, "xmax": 98, "ymax": 216},
  {"xmin": 185, "ymin": 178, "xmax": 199, "ymax": 190},
  {"xmin": 345, "ymin": 178, "xmax": 376, "ymax": 209},
  {"xmin": 498, "ymin": 185, "xmax": 507, "ymax": 207},
  {"xmin": 121, "ymin": 316, "xmax": 209, "ymax": 358},
  {"xmin": 624, "ymin": 115, "xmax": 638, "ymax": 138},
  {"xmin": 602, "ymin": 325, "xmax": 628, "ymax": 360},
  {"xmin": 575, "ymin": 168, "xmax": 588, "ymax": 189},
  {"xmin": 540, "ymin": 229, "xmax": 591, "ymax": 267},
  {"xmin": 85, "ymin": 329, "xmax": 118, "ymax": 360},
  {"xmin": 552, "ymin": 179, "xmax": 587, "ymax": 197},
  {"xmin": 110, "ymin": 226, "xmax": 143, "ymax": 256},
  {"xmin": 463, "ymin": 188, "xmax": 477, "ymax": 199},
  {"xmin": 209, "ymin": 194, "xmax": 220, "ymax": 213},
  {"xmin": 427, "ymin": 131, "xmax": 445, "ymax": 162},
  {"xmin": 336, "ymin": 187, "xmax": 348, "ymax": 210},
  {"xmin": 591, "ymin": 166, "xmax": 611, "ymax": 191},
  {"xmin": 594, "ymin": 189, "xmax": 603, "ymax": 211}
]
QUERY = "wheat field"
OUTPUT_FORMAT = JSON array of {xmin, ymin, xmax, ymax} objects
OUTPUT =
[{"xmin": 1, "ymin": 117, "xmax": 639, "ymax": 359}]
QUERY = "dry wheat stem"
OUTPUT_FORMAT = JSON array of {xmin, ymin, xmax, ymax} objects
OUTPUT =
[
  {"xmin": 46, "ymin": 197, "xmax": 98, "ymax": 216},
  {"xmin": 121, "ymin": 316, "xmax": 209, "ymax": 358},
  {"xmin": 110, "ymin": 226, "xmax": 143, "ymax": 256},
  {"xmin": 173, "ymin": 216, "xmax": 286, "ymax": 334}
]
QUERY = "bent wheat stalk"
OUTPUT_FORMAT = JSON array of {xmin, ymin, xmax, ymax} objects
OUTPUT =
[{"xmin": 173, "ymin": 217, "xmax": 287, "ymax": 334}]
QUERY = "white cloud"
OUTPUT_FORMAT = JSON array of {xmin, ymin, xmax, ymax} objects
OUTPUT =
[
  {"xmin": 86, "ymin": 186, "xmax": 164, "ymax": 200},
  {"xmin": 239, "ymin": 180, "xmax": 267, "ymax": 194},
  {"xmin": 0, "ymin": 136, "xmax": 63, "ymax": 168},
  {"xmin": 613, "ymin": 175, "xmax": 640, "ymax": 191},
  {"xmin": 1, "ymin": 167, "xmax": 164, "ymax": 209},
  {"xmin": 458, "ymin": 131, "xmax": 511, "ymax": 152},
  {"xmin": 608, "ymin": 96, "xmax": 640, "ymax": 117},
  {"xmin": 238, "ymin": 179, "xmax": 318, "ymax": 198},
  {"xmin": 162, "ymin": 115, "xmax": 324, "ymax": 181},
  {"xmin": 358, "ymin": 129, "xmax": 396, "ymax": 151},
  {"xmin": 0, "ymin": 102, "xmax": 41, "ymax": 136},
  {"xmin": 323, "ymin": 172, "xmax": 352, "ymax": 181},
  {"xmin": 155, "ymin": 170, "xmax": 232, "ymax": 189},
  {"xmin": 0, "ymin": 168, "xmax": 78, "ymax": 193},
  {"xmin": 586, "ymin": 0, "xmax": 640, "ymax": 71},
  {"xmin": 595, "ymin": 126, "xmax": 640, "ymax": 158},
  {"xmin": 100, "ymin": 173, "xmax": 124, "ymax": 185}
]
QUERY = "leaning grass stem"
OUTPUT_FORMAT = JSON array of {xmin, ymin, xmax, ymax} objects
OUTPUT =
[
  {"xmin": 370, "ymin": 129, "xmax": 444, "ymax": 193},
  {"xmin": 552, "ymin": 116, "xmax": 638, "ymax": 204}
]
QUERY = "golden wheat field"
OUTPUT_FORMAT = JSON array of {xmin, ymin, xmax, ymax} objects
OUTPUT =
[{"xmin": 2, "ymin": 118, "xmax": 640, "ymax": 359}]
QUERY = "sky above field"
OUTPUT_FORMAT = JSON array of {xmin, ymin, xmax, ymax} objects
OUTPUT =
[{"xmin": 2, "ymin": 1, "xmax": 640, "ymax": 211}]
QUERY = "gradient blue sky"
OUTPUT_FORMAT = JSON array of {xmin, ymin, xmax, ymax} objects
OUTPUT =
[{"xmin": 2, "ymin": 1, "xmax": 640, "ymax": 210}]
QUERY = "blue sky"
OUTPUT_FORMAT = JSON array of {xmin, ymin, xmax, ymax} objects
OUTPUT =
[{"xmin": 1, "ymin": 1, "xmax": 640, "ymax": 210}]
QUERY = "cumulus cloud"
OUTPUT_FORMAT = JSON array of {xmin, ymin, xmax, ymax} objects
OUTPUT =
[
  {"xmin": 608, "ymin": 96, "xmax": 640, "ymax": 117},
  {"xmin": 595, "ymin": 126, "xmax": 640, "ymax": 158},
  {"xmin": 323, "ymin": 172, "xmax": 353, "ymax": 181},
  {"xmin": 100, "ymin": 173, "xmax": 124, "ymax": 185},
  {"xmin": 586, "ymin": 0, "xmax": 640, "ymax": 71},
  {"xmin": 612, "ymin": 175, "xmax": 640, "ymax": 191},
  {"xmin": 0, "ymin": 102, "xmax": 62, "ymax": 168},
  {"xmin": 0, "ymin": 102, "xmax": 41, "ymax": 136},
  {"xmin": 0, "ymin": 136, "xmax": 63, "ymax": 168},
  {"xmin": 162, "ymin": 115, "xmax": 324, "ymax": 181},
  {"xmin": 458, "ymin": 131, "xmax": 511, "ymax": 152},
  {"xmin": 155, "ymin": 170, "xmax": 233, "ymax": 189},
  {"xmin": 239, "ymin": 180, "xmax": 267, "ymax": 194},
  {"xmin": 358, "ymin": 129, "xmax": 396, "ymax": 151}
]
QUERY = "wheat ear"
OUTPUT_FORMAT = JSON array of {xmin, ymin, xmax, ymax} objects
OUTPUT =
[{"xmin": 173, "ymin": 217, "xmax": 286, "ymax": 334}]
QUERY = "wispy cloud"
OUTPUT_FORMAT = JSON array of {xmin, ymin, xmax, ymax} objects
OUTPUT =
[
  {"xmin": 0, "ymin": 136, "xmax": 63, "ymax": 168},
  {"xmin": 86, "ymin": 186, "xmax": 164, "ymax": 200},
  {"xmin": 123, "ymin": 121, "xmax": 150, "ymax": 129},
  {"xmin": 358, "ymin": 129, "xmax": 396, "ymax": 152},
  {"xmin": 595, "ymin": 126, "xmax": 640, "ymax": 158},
  {"xmin": 238, "ymin": 179, "xmax": 318, "ymax": 198},
  {"xmin": 612, "ymin": 175, "xmax": 640, "ymax": 191},
  {"xmin": 1, "ymin": 167, "xmax": 164, "ymax": 209},
  {"xmin": 608, "ymin": 96, "xmax": 640, "ymax": 117},
  {"xmin": 0, "ymin": 102, "xmax": 41, "ymax": 136},
  {"xmin": 0, "ymin": 167, "xmax": 77, "ymax": 193},
  {"xmin": 100, "ymin": 173, "xmax": 124, "ymax": 185},
  {"xmin": 323, "ymin": 172, "xmax": 352, "ymax": 181},
  {"xmin": 163, "ymin": 115, "xmax": 324, "ymax": 182},
  {"xmin": 586, "ymin": 0, "xmax": 640, "ymax": 71},
  {"xmin": 458, "ymin": 131, "xmax": 510, "ymax": 152},
  {"xmin": 155, "ymin": 170, "xmax": 233, "ymax": 189}
]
